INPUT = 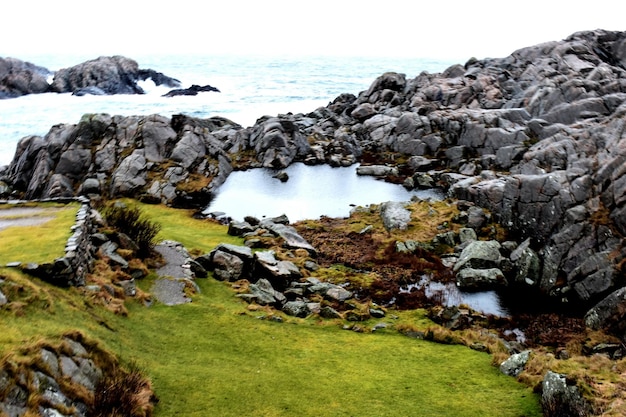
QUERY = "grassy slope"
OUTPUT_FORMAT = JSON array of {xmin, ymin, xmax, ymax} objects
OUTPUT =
[
  {"xmin": 0, "ymin": 201, "xmax": 542, "ymax": 416},
  {"xmin": 0, "ymin": 202, "xmax": 79, "ymax": 265}
]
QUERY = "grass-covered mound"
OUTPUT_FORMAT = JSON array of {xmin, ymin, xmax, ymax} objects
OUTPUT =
[{"xmin": 0, "ymin": 201, "xmax": 543, "ymax": 416}]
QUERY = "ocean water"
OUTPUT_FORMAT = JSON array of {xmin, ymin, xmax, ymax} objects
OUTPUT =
[{"xmin": 0, "ymin": 54, "xmax": 457, "ymax": 165}]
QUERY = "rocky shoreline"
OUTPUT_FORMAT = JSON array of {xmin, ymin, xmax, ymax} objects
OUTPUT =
[
  {"xmin": 0, "ymin": 55, "xmax": 221, "ymax": 98},
  {"xmin": 3, "ymin": 29, "xmax": 626, "ymax": 337}
]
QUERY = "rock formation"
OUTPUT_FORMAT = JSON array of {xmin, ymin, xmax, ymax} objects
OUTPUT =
[
  {"xmin": 51, "ymin": 56, "xmax": 181, "ymax": 95},
  {"xmin": 0, "ymin": 57, "xmax": 51, "ymax": 98},
  {"xmin": 0, "ymin": 55, "xmax": 181, "ymax": 98},
  {"xmin": 3, "ymin": 29, "xmax": 626, "ymax": 335}
]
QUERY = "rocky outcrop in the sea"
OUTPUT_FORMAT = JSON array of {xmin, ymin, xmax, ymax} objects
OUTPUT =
[
  {"xmin": 0, "ymin": 55, "xmax": 182, "ymax": 98},
  {"xmin": 0, "ymin": 57, "xmax": 51, "ymax": 98},
  {"xmin": 163, "ymin": 84, "xmax": 220, "ymax": 97},
  {"xmin": 5, "ymin": 29, "xmax": 626, "ymax": 333},
  {"xmin": 51, "ymin": 56, "xmax": 181, "ymax": 95}
]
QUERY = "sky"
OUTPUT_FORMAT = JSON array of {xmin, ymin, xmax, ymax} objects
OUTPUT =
[{"xmin": 1, "ymin": 0, "xmax": 624, "ymax": 61}]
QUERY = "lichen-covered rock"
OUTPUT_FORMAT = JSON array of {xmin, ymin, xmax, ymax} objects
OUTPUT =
[
  {"xmin": 500, "ymin": 350, "xmax": 531, "ymax": 377},
  {"xmin": 541, "ymin": 371, "xmax": 589, "ymax": 417}
]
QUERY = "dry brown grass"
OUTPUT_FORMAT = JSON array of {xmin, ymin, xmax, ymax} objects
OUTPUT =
[{"xmin": 0, "ymin": 331, "xmax": 155, "ymax": 417}]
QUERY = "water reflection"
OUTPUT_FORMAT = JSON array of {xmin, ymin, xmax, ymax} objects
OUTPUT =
[
  {"xmin": 207, "ymin": 163, "xmax": 443, "ymax": 222},
  {"xmin": 401, "ymin": 276, "xmax": 509, "ymax": 317}
]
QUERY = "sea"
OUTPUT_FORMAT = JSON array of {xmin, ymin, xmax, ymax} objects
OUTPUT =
[{"xmin": 0, "ymin": 54, "xmax": 458, "ymax": 166}]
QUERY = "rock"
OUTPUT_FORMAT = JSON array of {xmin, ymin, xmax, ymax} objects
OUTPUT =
[
  {"xmin": 282, "ymin": 301, "xmax": 310, "ymax": 317},
  {"xmin": 72, "ymin": 86, "xmax": 107, "ymax": 96},
  {"xmin": 259, "ymin": 219, "xmax": 316, "ymax": 255},
  {"xmin": 228, "ymin": 220, "xmax": 257, "ymax": 236},
  {"xmin": 456, "ymin": 267, "xmax": 507, "ymax": 290},
  {"xmin": 458, "ymin": 227, "xmax": 477, "ymax": 243},
  {"xmin": 188, "ymin": 259, "xmax": 207, "ymax": 278},
  {"xmin": 272, "ymin": 171, "xmax": 289, "ymax": 182},
  {"xmin": 453, "ymin": 240, "xmax": 502, "ymax": 272},
  {"xmin": 356, "ymin": 165, "xmax": 399, "ymax": 177},
  {"xmin": 0, "ymin": 289, "xmax": 7, "ymax": 306},
  {"xmin": 0, "ymin": 57, "xmax": 51, "ymax": 98},
  {"xmin": 541, "ymin": 371, "xmax": 589, "ymax": 417},
  {"xmin": 253, "ymin": 251, "xmax": 302, "ymax": 290},
  {"xmin": 351, "ymin": 103, "xmax": 377, "ymax": 121},
  {"xmin": 319, "ymin": 306, "xmax": 342, "ymax": 319},
  {"xmin": 239, "ymin": 278, "xmax": 286, "ymax": 307},
  {"xmin": 509, "ymin": 238, "xmax": 541, "ymax": 286},
  {"xmin": 118, "ymin": 279, "xmax": 136, "ymax": 297},
  {"xmin": 380, "ymin": 201, "xmax": 411, "ymax": 231},
  {"xmin": 163, "ymin": 84, "xmax": 219, "ymax": 97},
  {"xmin": 584, "ymin": 286, "xmax": 626, "ymax": 340},
  {"xmin": 248, "ymin": 117, "xmax": 310, "ymax": 168},
  {"xmin": 500, "ymin": 350, "xmax": 531, "ymax": 377},
  {"xmin": 51, "ymin": 55, "xmax": 180, "ymax": 95},
  {"xmin": 211, "ymin": 250, "xmax": 246, "ymax": 281},
  {"xmin": 325, "ymin": 286, "xmax": 353, "ymax": 302}
]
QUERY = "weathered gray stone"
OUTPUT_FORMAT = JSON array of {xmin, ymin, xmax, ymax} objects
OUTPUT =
[
  {"xmin": 239, "ymin": 278, "xmax": 286, "ymax": 306},
  {"xmin": 282, "ymin": 301, "xmax": 310, "ymax": 317},
  {"xmin": 454, "ymin": 240, "xmax": 502, "ymax": 272},
  {"xmin": 510, "ymin": 238, "xmax": 541, "ymax": 286},
  {"xmin": 500, "ymin": 350, "xmax": 531, "ymax": 377},
  {"xmin": 584, "ymin": 286, "xmax": 626, "ymax": 340},
  {"xmin": 380, "ymin": 201, "xmax": 411, "ymax": 231},
  {"xmin": 541, "ymin": 371, "xmax": 589, "ymax": 416},
  {"xmin": 212, "ymin": 251, "xmax": 245, "ymax": 281},
  {"xmin": 356, "ymin": 165, "xmax": 399, "ymax": 177},
  {"xmin": 259, "ymin": 220, "xmax": 316, "ymax": 256},
  {"xmin": 456, "ymin": 267, "xmax": 507, "ymax": 290},
  {"xmin": 253, "ymin": 251, "xmax": 302, "ymax": 290}
]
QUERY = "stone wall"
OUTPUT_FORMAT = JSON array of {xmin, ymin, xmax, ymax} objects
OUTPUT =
[{"xmin": 1, "ymin": 196, "xmax": 96, "ymax": 287}]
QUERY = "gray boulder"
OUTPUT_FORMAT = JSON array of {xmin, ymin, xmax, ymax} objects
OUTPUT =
[
  {"xmin": 253, "ymin": 250, "xmax": 302, "ymax": 290},
  {"xmin": 454, "ymin": 240, "xmax": 502, "ymax": 272},
  {"xmin": 249, "ymin": 117, "xmax": 310, "ymax": 168},
  {"xmin": 456, "ymin": 267, "xmax": 507, "ymax": 290},
  {"xmin": 205, "ymin": 244, "xmax": 253, "ymax": 281},
  {"xmin": 380, "ymin": 201, "xmax": 411, "ymax": 231},
  {"xmin": 541, "ymin": 371, "xmax": 589, "ymax": 417},
  {"xmin": 356, "ymin": 165, "xmax": 399, "ymax": 177},
  {"xmin": 238, "ymin": 278, "xmax": 286, "ymax": 307},
  {"xmin": 584, "ymin": 286, "xmax": 626, "ymax": 340},
  {"xmin": 282, "ymin": 300, "xmax": 310, "ymax": 318},
  {"xmin": 500, "ymin": 350, "xmax": 531, "ymax": 377},
  {"xmin": 510, "ymin": 238, "xmax": 541, "ymax": 287},
  {"xmin": 110, "ymin": 150, "xmax": 147, "ymax": 196},
  {"xmin": 0, "ymin": 57, "xmax": 51, "ymax": 98},
  {"xmin": 259, "ymin": 218, "xmax": 316, "ymax": 255}
]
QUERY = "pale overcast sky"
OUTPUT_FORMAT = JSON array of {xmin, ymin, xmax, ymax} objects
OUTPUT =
[{"xmin": 1, "ymin": 0, "xmax": 623, "ymax": 61}]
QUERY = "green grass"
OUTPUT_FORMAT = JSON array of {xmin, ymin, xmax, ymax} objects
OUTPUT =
[
  {"xmin": 118, "ymin": 199, "xmax": 242, "ymax": 255},
  {"xmin": 0, "ymin": 201, "xmax": 542, "ymax": 416},
  {"xmin": 0, "ymin": 202, "xmax": 79, "ymax": 265}
]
